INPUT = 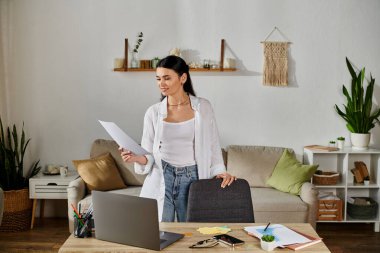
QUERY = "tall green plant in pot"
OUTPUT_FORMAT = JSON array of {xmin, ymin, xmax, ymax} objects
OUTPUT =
[
  {"xmin": 335, "ymin": 58, "xmax": 380, "ymax": 150},
  {"xmin": 0, "ymin": 117, "xmax": 41, "ymax": 231}
]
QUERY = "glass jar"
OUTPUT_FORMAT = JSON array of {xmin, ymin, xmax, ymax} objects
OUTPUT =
[{"xmin": 131, "ymin": 52, "xmax": 139, "ymax": 68}]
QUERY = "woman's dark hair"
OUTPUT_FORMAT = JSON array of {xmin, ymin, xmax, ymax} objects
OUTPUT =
[{"xmin": 157, "ymin": 55, "xmax": 196, "ymax": 100}]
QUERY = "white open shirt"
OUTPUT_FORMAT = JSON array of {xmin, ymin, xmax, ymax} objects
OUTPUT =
[{"xmin": 134, "ymin": 95, "xmax": 226, "ymax": 221}]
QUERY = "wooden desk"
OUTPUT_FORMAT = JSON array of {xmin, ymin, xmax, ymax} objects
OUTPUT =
[{"xmin": 59, "ymin": 223, "xmax": 330, "ymax": 252}]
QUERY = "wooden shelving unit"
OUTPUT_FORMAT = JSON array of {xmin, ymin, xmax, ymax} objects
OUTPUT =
[
  {"xmin": 114, "ymin": 39, "xmax": 236, "ymax": 72},
  {"xmin": 304, "ymin": 147, "xmax": 380, "ymax": 232}
]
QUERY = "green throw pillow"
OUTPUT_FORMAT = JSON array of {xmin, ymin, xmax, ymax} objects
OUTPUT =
[{"xmin": 266, "ymin": 149, "xmax": 318, "ymax": 195}]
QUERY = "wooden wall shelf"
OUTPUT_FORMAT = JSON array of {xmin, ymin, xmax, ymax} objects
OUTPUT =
[
  {"xmin": 114, "ymin": 67, "xmax": 237, "ymax": 72},
  {"xmin": 114, "ymin": 39, "xmax": 236, "ymax": 72}
]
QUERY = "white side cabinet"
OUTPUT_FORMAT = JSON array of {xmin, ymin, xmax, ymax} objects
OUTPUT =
[
  {"xmin": 29, "ymin": 171, "xmax": 78, "ymax": 229},
  {"xmin": 304, "ymin": 147, "xmax": 380, "ymax": 232}
]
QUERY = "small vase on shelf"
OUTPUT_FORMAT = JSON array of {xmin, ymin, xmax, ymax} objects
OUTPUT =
[
  {"xmin": 337, "ymin": 137, "xmax": 345, "ymax": 150},
  {"xmin": 131, "ymin": 53, "xmax": 139, "ymax": 68}
]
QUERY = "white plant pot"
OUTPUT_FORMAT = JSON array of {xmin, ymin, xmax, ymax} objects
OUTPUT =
[
  {"xmin": 350, "ymin": 133, "xmax": 371, "ymax": 150},
  {"xmin": 260, "ymin": 240, "xmax": 277, "ymax": 251},
  {"xmin": 337, "ymin": 140, "xmax": 345, "ymax": 150}
]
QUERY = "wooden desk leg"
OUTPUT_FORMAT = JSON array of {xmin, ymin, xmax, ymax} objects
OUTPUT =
[
  {"xmin": 31, "ymin": 199, "xmax": 37, "ymax": 229},
  {"xmin": 40, "ymin": 199, "xmax": 45, "ymax": 219}
]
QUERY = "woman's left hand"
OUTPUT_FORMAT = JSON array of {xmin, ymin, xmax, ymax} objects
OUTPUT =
[{"xmin": 216, "ymin": 172, "xmax": 237, "ymax": 188}]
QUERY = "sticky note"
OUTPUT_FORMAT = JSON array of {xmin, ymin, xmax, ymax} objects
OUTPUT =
[{"xmin": 197, "ymin": 226, "xmax": 231, "ymax": 235}]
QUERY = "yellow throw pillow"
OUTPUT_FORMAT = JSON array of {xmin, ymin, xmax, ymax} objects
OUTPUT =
[{"xmin": 72, "ymin": 153, "xmax": 126, "ymax": 192}]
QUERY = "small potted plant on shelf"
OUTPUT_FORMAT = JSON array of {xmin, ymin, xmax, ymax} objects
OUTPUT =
[
  {"xmin": 337, "ymin": 137, "xmax": 345, "ymax": 150},
  {"xmin": 261, "ymin": 234, "xmax": 277, "ymax": 251},
  {"xmin": 131, "ymin": 32, "xmax": 143, "ymax": 68},
  {"xmin": 151, "ymin": 57, "xmax": 160, "ymax": 69},
  {"xmin": 328, "ymin": 140, "xmax": 336, "ymax": 148},
  {"xmin": 364, "ymin": 176, "xmax": 370, "ymax": 186},
  {"xmin": 335, "ymin": 57, "xmax": 380, "ymax": 150}
]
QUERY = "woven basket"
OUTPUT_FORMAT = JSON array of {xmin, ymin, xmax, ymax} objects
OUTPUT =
[
  {"xmin": 0, "ymin": 188, "xmax": 32, "ymax": 232},
  {"xmin": 317, "ymin": 199, "xmax": 343, "ymax": 221},
  {"xmin": 313, "ymin": 172, "xmax": 340, "ymax": 185},
  {"xmin": 347, "ymin": 197, "xmax": 378, "ymax": 219}
]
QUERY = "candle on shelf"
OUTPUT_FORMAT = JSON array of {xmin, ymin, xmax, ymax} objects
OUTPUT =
[
  {"xmin": 223, "ymin": 58, "xmax": 236, "ymax": 69},
  {"xmin": 114, "ymin": 58, "xmax": 125, "ymax": 68}
]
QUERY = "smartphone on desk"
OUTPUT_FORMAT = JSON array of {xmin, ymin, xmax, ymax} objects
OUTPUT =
[{"xmin": 213, "ymin": 234, "xmax": 244, "ymax": 247}]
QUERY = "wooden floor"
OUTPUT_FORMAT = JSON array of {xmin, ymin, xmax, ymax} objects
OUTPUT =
[
  {"xmin": 0, "ymin": 218, "xmax": 70, "ymax": 253},
  {"xmin": 317, "ymin": 223, "xmax": 380, "ymax": 253},
  {"xmin": 0, "ymin": 218, "xmax": 379, "ymax": 252}
]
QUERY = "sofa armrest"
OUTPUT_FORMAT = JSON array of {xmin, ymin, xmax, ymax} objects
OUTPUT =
[
  {"xmin": 67, "ymin": 177, "xmax": 86, "ymax": 233},
  {"xmin": 299, "ymin": 182, "xmax": 319, "ymax": 229}
]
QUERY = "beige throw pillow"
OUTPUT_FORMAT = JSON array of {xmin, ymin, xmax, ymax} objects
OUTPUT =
[
  {"xmin": 90, "ymin": 139, "xmax": 146, "ymax": 186},
  {"xmin": 72, "ymin": 153, "xmax": 126, "ymax": 192},
  {"xmin": 226, "ymin": 145, "xmax": 291, "ymax": 187}
]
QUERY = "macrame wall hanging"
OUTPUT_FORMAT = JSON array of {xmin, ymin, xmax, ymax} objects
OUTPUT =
[{"xmin": 261, "ymin": 27, "xmax": 291, "ymax": 86}]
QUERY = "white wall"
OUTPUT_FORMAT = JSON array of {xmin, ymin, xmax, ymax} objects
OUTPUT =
[
  {"xmin": 2, "ymin": 0, "xmax": 380, "ymax": 215},
  {"xmin": 0, "ymin": 0, "xmax": 9, "ymax": 123}
]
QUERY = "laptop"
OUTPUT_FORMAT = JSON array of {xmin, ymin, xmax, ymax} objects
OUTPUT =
[{"xmin": 92, "ymin": 191, "xmax": 184, "ymax": 251}]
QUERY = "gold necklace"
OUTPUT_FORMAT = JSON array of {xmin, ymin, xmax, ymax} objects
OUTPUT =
[
  {"xmin": 167, "ymin": 96, "xmax": 190, "ymax": 106},
  {"xmin": 168, "ymin": 100, "xmax": 190, "ymax": 106}
]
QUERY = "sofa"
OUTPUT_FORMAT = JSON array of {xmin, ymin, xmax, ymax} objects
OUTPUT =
[{"xmin": 67, "ymin": 139, "xmax": 318, "ymax": 232}]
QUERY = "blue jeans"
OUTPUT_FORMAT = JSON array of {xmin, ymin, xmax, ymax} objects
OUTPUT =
[{"xmin": 161, "ymin": 160, "xmax": 199, "ymax": 222}]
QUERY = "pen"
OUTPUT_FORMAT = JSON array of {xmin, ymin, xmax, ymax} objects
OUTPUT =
[
  {"xmin": 73, "ymin": 212, "xmax": 84, "ymax": 226},
  {"xmin": 264, "ymin": 222, "xmax": 271, "ymax": 231},
  {"xmin": 83, "ymin": 206, "xmax": 93, "ymax": 220},
  {"xmin": 71, "ymin": 203, "xmax": 81, "ymax": 218},
  {"xmin": 78, "ymin": 203, "xmax": 81, "ymax": 216}
]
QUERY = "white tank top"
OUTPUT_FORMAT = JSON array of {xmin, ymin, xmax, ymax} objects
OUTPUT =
[{"xmin": 160, "ymin": 118, "xmax": 196, "ymax": 167}]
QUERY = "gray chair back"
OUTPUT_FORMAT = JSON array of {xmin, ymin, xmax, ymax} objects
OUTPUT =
[{"xmin": 186, "ymin": 179, "xmax": 254, "ymax": 223}]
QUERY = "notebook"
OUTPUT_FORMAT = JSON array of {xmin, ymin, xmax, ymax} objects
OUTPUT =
[{"xmin": 285, "ymin": 229, "xmax": 322, "ymax": 250}]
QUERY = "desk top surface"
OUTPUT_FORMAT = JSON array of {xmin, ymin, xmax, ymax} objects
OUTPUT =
[{"xmin": 59, "ymin": 223, "xmax": 330, "ymax": 253}]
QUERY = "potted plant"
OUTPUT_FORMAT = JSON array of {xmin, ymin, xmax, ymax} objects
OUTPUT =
[
  {"xmin": 363, "ymin": 176, "xmax": 370, "ymax": 186},
  {"xmin": 261, "ymin": 234, "xmax": 277, "ymax": 251},
  {"xmin": 151, "ymin": 57, "xmax": 160, "ymax": 69},
  {"xmin": 131, "ymin": 32, "xmax": 143, "ymax": 68},
  {"xmin": 328, "ymin": 140, "xmax": 336, "ymax": 147},
  {"xmin": 0, "ymin": 117, "xmax": 41, "ymax": 231},
  {"xmin": 335, "ymin": 58, "xmax": 380, "ymax": 150},
  {"xmin": 337, "ymin": 137, "xmax": 345, "ymax": 150}
]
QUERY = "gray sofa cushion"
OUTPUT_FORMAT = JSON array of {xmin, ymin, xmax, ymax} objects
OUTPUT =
[
  {"xmin": 90, "ymin": 139, "xmax": 146, "ymax": 186},
  {"xmin": 227, "ymin": 146, "xmax": 292, "ymax": 187},
  {"xmin": 251, "ymin": 187, "xmax": 308, "ymax": 212}
]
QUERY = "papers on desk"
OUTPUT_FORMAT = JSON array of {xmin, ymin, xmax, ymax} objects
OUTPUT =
[
  {"xmin": 98, "ymin": 120, "xmax": 149, "ymax": 156},
  {"xmin": 244, "ymin": 224, "xmax": 311, "ymax": 247}
]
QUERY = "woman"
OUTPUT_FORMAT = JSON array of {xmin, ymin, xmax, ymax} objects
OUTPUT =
[{"xmin": 120, "ymin": 55, "xmax": 236, "ymax": 222}]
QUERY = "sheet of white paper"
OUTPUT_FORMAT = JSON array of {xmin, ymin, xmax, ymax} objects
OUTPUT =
[
  {"xmin": 244, "ymin": 224, "xmax": 311, "ymax": 246},
  {"xmin": 98, "ymin": 120, "xmax": 149, "ymax": 156}
]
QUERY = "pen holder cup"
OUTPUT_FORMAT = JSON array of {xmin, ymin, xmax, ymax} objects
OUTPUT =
[{"xmin": 74, "ymin": 217, "xmax": 93, "ymax": 238}]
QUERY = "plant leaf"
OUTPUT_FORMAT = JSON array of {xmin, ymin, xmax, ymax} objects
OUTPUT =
[{"xmin": 346, "ymin": 57, "xmax": 356, "ymax": 79}]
